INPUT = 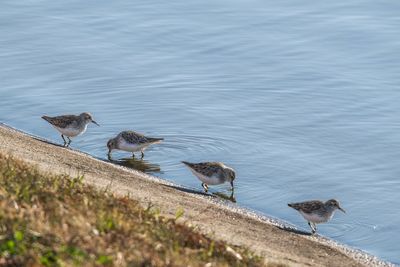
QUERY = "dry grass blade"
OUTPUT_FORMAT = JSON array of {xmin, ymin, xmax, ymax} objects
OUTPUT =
[{"xmin": 0, "ymin": 154, "xmax": 276, "ymax": 266}]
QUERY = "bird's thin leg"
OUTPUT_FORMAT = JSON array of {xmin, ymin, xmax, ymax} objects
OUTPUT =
[
  {"xmin": 308, "ymin": 222, "xmax": 316, "ymax": 234},
  {"xmin": 66, "ymin": 136, "xmax": 72, "ymax": 147},
  {"xmin": 141, "ymin": 150, "xmax": 144, "ymax": 159},
  {"xmin": 229, "ymin": 190, "xmax": 236, "ymax": 202},
  {"xmin": 202, "ymin": 183, "xmax": 208, "ymax": 193},
  {"xmin": 312, "ymin": 223, "xmax": 317, "ymax": 234},
  {"xmin": 61, "ymin": 134, "xmax": 67, "ymax": 146}
]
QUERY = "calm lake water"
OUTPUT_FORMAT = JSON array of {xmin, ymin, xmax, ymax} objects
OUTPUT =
[{"xmin": 1, "ymin": 0, "xmax": 400, "ymax": 263}]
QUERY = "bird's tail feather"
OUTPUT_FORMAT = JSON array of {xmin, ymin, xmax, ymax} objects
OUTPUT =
[
  {"xmin": 288, "ymin": 203, "xmax": 300, "ymax": 210},
  {"xmin": 148, "ymin": 137, "xmax": 164, "ymax": 143},
  {"xmin": 181, "ymin": 161, "xmax": 193, "ymax": 167},
  {"xmin": 41, "ymin": 115, "xmax": 52, "ymax": 123}
]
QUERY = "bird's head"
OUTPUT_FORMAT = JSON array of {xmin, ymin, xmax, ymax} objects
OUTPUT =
[
  {"xmin": 224, "ymin": 166, "xmax": 236, "ymax": 182},
  {"xmin": 107, "ymin": 138, "xmax": 116, "ymax": 154},
  {"xmin": 80, "ymin": 112, "xmax": 99, "ymax": 126},
  {"xmin": 326, "ymin": 199, "xmax": 346, "ymax": 213}
]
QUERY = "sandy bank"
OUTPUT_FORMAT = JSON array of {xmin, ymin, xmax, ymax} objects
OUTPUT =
[{"xmin": 0, "ymin": 124, "xmax": 394, "ymax": 267}]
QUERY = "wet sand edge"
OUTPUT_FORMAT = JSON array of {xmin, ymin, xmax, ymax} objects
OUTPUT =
[{"xmin": 0, "ymin": 124, "xmax": 394, "ymax": 267}]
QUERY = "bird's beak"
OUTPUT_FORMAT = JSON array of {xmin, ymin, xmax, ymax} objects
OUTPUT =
[
  {"xmin": 338, "ymin": 206, "xmax": 346, "ymax": 213},
  {"xmin": 230, "ymin": 181, "xmax": 234, "ymax": 190},
  {"xmin": 92, "ymin": 120, "xmax": 100, "ymax": 126}
]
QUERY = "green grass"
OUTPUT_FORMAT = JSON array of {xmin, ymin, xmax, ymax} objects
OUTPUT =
[{"xmin": 0, "ymin": 153, "xmax": 277, "ymax": 266}]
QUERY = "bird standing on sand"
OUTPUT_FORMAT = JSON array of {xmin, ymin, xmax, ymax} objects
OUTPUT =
[
  {"xmin": 107, "ymin": 130, "xmax": 163, "ymax": 159},
  {"xmin": 288, "ymin": 199, "xmax": 346, "ymax": 234},
  {"xmin": 42, "ymin": 112, "xmax": 99, "ymax": 147},
  {"xmin": 182, "ymin": 161, "xmax": 236, "ymax": 193}
]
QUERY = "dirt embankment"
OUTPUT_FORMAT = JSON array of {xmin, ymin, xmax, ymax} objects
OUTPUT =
[{"xmin": 0, "ymin": 124, "xmax": 394, "ymax": 267}]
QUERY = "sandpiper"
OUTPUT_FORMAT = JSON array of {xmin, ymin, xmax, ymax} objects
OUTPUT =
[
  {"xmin": 288, "ymin": 199, "xmax": 346, "ymax": 234},
  {"xmin": 182, "ymin": 161, "xmax": 236, "ymax": 192},
  {"xmin": 107, "ymin": 130, "xmax": 163, "ymax": 159},
  {"xmin": 42, "ymin": 112, "xmax": 99, "ymax": 147}
]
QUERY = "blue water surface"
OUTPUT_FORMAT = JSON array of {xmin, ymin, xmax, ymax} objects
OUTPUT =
[{"xmin": 1, "ymin": 0, "xmax": 400, "ymax": 263}]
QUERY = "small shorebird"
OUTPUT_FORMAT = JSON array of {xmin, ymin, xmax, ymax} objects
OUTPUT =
[
  {"xmin": 182, "ymin": 161, "xmax": 236, "ymax": 193},
  {"xmin": 107, "ymin": 130, "xmax": 163, "ymax": 159},
  {"xmin": 42, "ymin": 112, "xmax": 99, "ymax": 147},
  {"xmin": 288, "ymin": 199, "xmax": 346, "ymax": 234}
]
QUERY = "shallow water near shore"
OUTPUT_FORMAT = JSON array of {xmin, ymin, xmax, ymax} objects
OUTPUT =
[{"xmin": 1, "ymin": 0, "xmax": 400, "ymax": 263}]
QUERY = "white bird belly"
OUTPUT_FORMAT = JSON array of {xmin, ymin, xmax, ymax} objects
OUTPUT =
[
  {"xmin": 118, "ymin": 139, "xmax": 148, "ymax": 152},
  {"xmin": 191, "ymin": 170, "xmax": 223, "ymax": 185},
  {"xmin": 55, "ymin": 125, "xmax": 86, "ymax": 137},
  {"xmin": 300, "ymin": 211, "xmax": 331, "ymax": 224}
]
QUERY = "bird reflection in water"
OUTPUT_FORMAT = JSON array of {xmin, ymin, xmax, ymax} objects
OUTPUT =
[
  {"xmin": 108, "ymin": 156, "xmax": 161, "ymax": 174},
  {"xmin": 213, "ymin": 190, "xmax": 236, "ymax": 203}
]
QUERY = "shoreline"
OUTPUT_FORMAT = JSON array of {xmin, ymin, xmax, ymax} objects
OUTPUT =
[{"xmin": 0, "ymin": 123, "xmax": 394, "ymax": 266}]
